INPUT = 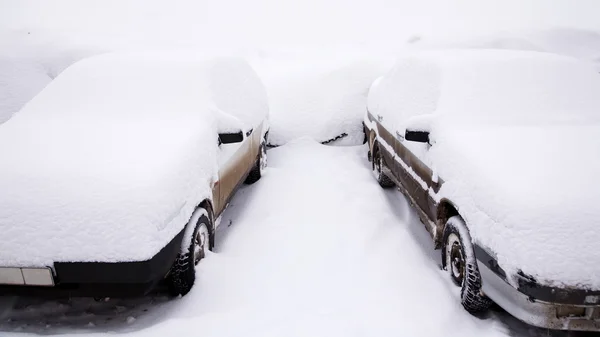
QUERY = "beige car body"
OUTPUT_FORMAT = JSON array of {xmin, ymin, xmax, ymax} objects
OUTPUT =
[{"xmin": 212, "ymin": 121, "xmax": 268, "ymax": 218}]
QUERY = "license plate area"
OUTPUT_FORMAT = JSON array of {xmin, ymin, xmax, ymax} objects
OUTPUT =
[{"xmin": 0, "ymin": 267, "xmax": 54, "ymax": 286}]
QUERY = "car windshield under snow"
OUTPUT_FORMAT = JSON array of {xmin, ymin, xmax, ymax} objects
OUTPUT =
[{"xmin": 437, "ymin": 53, "xmax": 600, "ymax": 125}]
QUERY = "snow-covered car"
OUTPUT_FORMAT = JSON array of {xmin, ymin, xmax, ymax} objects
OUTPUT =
[
  {"xmin": 0, "ymin": 52, "xmax": 269, "ymax": 297},
  {"xmin": 261, "ymin": 56, "xmax": 391, "ymax": 147},
  {"xmin": 364, "ymin": 50, "xmax": 600, "ymax": 331}
]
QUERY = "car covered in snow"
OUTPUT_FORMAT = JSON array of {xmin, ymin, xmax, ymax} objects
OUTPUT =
[
  {"xmin": 262, "ymin": 55, "xmax": 391, "ymax": 147},
  {"xmin": 0, "ymin": 52, "xmax": 269, "ymax": 297},
  {"xmin": 364, "ymin": 50, "xmax": 600, "ymax": 331}
]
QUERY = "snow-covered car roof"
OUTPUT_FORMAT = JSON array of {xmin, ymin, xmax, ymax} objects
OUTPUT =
[
  {"xmin": 369, "ymin": 49, "xmax": 600, "ymax": 289},
  {"xmin": 369, "ymin": 49, "xmax": 600, "ymax": 130},
  {"xmin": 0, "ymin": 52, "xmax": 268, "ymax": 266}
]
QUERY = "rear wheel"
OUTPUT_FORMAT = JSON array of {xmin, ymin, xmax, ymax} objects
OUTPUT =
[
  {"xmin": 442, "ymin": 216, "xmax": 492, "ymax": 314},
  {"xmin": 245, "ymin": 142, "xmax": 267, "ymax": 184},
  {"xmin": 372, "ymin": 144, "xmax": 395, "ymax": 188},
  {"xmin": 167, "ymin": 209, "xmax": 212, "ymax": 297}
]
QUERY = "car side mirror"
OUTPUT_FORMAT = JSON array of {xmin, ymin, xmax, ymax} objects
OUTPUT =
[
  {"xmin": 405, "ymin": 129, "xmax": 430, "ymax": 143},
  {"xmin": 218, "ymin": 131, "xmax": 244, "ymax": 145}
]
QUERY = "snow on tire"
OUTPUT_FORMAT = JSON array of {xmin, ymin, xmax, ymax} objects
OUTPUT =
[
  {"xmin": 441, "ymin": 216, "xmax": 492, "ymax": 314},
  {"xmin": 372, "ymin": 144, "xmax": 395, "ymax": 188},
  {"xmin": 167, "ymin": 208, "xmax": 212, "ymax": 297},
  {"xmin": 245, "ymin": 141, "xmax": 267, "ymax": 185}
]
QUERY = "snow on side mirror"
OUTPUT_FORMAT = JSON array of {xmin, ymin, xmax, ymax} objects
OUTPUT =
[
  {"xmin": 218, "ymin": 131, "xmax": 244, "ymax": 145},
  {"xmin": 403, "ymin": 114, "xmax": 433, "ymax": 143},
  {"xmin": 213, "ymin": 106, "xmax": 247, "ymax": 145},
  {"xmin": 404, "ymin": 129, "xmax": 430, "ymax": 143}
]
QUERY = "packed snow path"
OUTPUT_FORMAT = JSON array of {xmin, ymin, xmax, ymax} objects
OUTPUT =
[{"xmin": 0, "ymin": 140, "xmax": 586, "ymax": 336}]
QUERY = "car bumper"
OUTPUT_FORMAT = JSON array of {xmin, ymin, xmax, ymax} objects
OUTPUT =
[
  {"xmin": 478, "ymin": 260, "xmax": 600, "ymax": 331},
  {"xmin": 0, "ymin": 229, "xmax": 184, "ymax": 298}
]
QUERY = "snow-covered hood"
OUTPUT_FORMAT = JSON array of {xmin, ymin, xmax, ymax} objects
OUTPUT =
[
  {"xmin": 0, "ymin": 115, "xmax": 218, "ymax": 267},
  {"xmin": 434, "ymin": 124, "xmax": 600, "ymax": 289}
]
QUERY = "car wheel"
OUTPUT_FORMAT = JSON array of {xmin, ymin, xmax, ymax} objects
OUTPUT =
[
  {"xmin": 167, "ymin": 209, "xmax": 211, "ymax": 297},
  {"xmin": 442, "ymin": 216, "xmax": 492, "ymax": 314},
  {"xmin": 372, "ymin": 144, "xmax": 395, "ymax": 188},
  {"xmin": 244, "ymin": 141, "xmax": 266, "ymax": 184}
]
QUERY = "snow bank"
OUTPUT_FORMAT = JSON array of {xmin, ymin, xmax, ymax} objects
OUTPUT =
[
  {"xmin": 259, "ymin": 54, "xmax": 393, "ymax": 146},
  {"xmin": 0, "ymin": 32, "xmax": 94, "ymax": 124},
  {"xmin": 370, "ymin": 50, "xmax": 600, "ymax": 289},
  {"xmin": 0, "ymin": 52, "xmax": 268, "ymax": 266}
]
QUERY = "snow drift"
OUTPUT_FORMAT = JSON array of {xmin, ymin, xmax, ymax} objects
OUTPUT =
[
  {"xmin": 259, "ymin": 54, "xmax": 393, "ymax": 146},
  {"xmin": 0, "ymin": 52, "xmax": 268, "ymax": 266}
]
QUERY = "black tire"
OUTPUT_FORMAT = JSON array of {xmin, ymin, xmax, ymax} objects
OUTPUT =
[
  {"xmin": 442, "ymin": 216, "xmax": 493, "ymax": 314},
  {"xmin": 372, "ymin": 144, "xmax": 395, "ymax": 188},
  {"xmin": 245, "ymin": 141, "xmax": 266, "ymax": 185},
  {"xmin": 167, "ymin": 210, "xmax": 212, "ymax": 297}
]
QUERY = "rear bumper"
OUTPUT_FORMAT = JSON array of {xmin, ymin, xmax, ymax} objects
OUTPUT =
[
  {"xmin": 0, "ymin": 229, "xmax": 184, "ymax": 297},
  {"xmin": 476, "ymin": 250, "xmax": 600, "ymax": 331}
]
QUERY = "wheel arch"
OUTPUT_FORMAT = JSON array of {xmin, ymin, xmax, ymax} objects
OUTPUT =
[
  {"xmin": 198, "ymin": 199, "xmax": 216, "ymax": 249},
  {"xmin": 180, "ymin": 199, "xmax": 215, "ymax": 253},
  {"xmin": 369, "ymin": 130, "xmax": 377, "ymax": 153},
  {"xmin": 435, "ymin": 198, "xmax": 460, "ymax": 248}
]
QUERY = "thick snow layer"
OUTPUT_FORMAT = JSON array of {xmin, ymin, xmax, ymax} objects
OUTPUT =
[
  {"xmin": 0, "ymin": 56, "xmax": 51, "ymax": 124},
  {"xmin": 258, "ymin": 54, "xmax": 393, "ymax": 146},
  {"xmin": 0, "ymin": 53, "xmax": 268, "ymax": 266},
  {"xmin": 0, "ymin": 32, "xmax": 95, "ymax": 124},
  {"xmin": 3, "ymin": 0, "xmax": 600, "ymax": 136},
  {"xmin": 0, "ymin": 141, "xmax": 518, "ymax": 337},
  {"xmin": 370, "ymin": 50, "xmax": 600, "ymax": 289},
  {"xmin": 419, "ymin": 28, "xmax": 600, "ymax": 70}
]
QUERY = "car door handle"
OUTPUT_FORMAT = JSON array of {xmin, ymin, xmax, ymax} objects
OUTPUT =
[{"xmin": 246, "ymin": 129, "xmax": 253, "ymax": 137}]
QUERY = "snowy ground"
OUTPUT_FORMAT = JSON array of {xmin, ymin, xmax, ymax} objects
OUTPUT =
[{"xmin": 0, "ymin": 141, "xmax": 591, "ymax": 337}]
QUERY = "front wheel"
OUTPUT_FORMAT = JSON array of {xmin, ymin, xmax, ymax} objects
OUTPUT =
[
  {"xmin": 372, "ymin": 144, "xmax": 395, "ymax": 188},
  {"xmin": 245, "ymin": 142, "xmax": 267, "ymax": 184},
  {"xmin": 167, "ymin": 209, "xmax": 212, "ymax": 297},
  {"xmin": 441, "ymin": 216, "xmax": 492, "ymax": 314}
]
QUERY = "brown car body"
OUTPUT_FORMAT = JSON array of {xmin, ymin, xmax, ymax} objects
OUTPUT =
[
  {"xmin": 213, "ymin": 121, "xmax": 268, "ymax": 217},
  {"xmin": 364, "ymin": 111, "xmax": 449, "ymax": 246},
  {"xmin": 364, "ymin": 110, "xmax": 600, "ymax": 331}
]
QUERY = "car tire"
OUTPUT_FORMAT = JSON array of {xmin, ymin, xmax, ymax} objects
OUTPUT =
[
  {"xmin": 442, "ymin": 216, "xmax": 493, "ymax": 314},
  {"xmin": 245, "ymin": 141, "xmax": 267, "ymax": 185},
  {"xmin": 167, "ymin": 209, "xmax": 212, "ymax": 297},
  {"xmin": 372, "ymin": 144, "xmax": 395, "ymax": 188}
]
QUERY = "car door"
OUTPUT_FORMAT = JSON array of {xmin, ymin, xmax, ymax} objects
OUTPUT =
[
  {"xmin": 375, "ymin": 59, "xmax": 442, "ymax": 222},
  {"xmin": 215, "ymin": 130, "xmax": 251, "ymax": 217},
  {"xmin": 395, "ymin": 130, "xmax": 439, "ymax": 221}
]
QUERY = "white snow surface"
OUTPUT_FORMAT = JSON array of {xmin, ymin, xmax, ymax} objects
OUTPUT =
[
  {"xmin": 419, "ymin": 28, "xmax": 600, "ymax": 71},
  {"xmin": 0, "ymin": 140, "xmax": 517, "ymax": 337},
  {"xmin": 0, "ymin": 52, "xmax": 268, "ymax": 266},
  {"xmin": 370, "ymin": 49, "xmax": 600, "ymax": 289},
  {"xmin": 258, "ymin": 54, "xmax": 393, "ymax": 146},
  {"xmin": 2, "ymin": 1, "xmax": 600, "ymax": 144}
]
